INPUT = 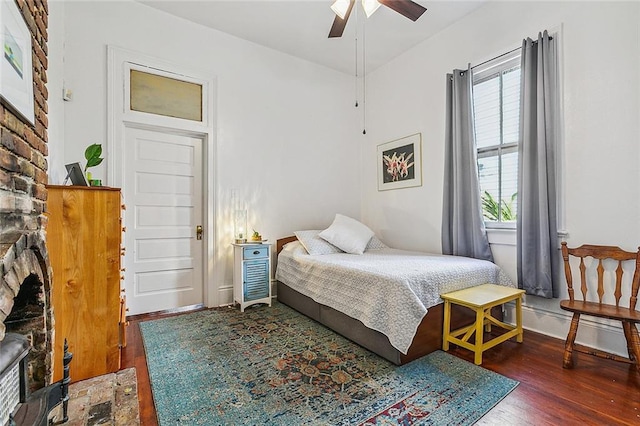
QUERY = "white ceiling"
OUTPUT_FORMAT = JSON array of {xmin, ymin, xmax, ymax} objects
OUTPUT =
[{"xmin": 139, "ymin": 0, "xmax": 486, "ymax": 75}]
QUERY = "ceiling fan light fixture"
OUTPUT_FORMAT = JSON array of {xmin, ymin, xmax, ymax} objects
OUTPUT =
[
  {"xmin": 331, "ymin": 0, "xmax": 351, "ymax": 20},
  {"xmin": 362, "ymin": 0, "xmax": 381, "ymax": 18}
]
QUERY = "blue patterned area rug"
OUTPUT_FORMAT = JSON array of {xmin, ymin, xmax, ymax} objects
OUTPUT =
[{"xmin": 140, "ymin": 302, "xmax": 518, "ymax": 425}]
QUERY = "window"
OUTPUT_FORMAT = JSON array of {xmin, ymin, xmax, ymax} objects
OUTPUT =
[
  {"xmin": 473, "ymin": 51, "xmax": 521, "ymax": 226},
  {"xmin": 130, "ymin": 69, "xmax": 203, "ymax": 122}
]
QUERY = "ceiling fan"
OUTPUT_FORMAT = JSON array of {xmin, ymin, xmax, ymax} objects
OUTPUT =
[{"xmin": 329, "ymin": 0, "xmax": 427, "ymax": 38}]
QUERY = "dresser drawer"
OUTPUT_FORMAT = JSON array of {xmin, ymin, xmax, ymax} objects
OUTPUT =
[{"xmin": 243, "ymin": 246, "xmax": 268, "ymax": 259}]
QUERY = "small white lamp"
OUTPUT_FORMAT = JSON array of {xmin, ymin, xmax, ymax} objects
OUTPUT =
[{"xmin": 234, "ymin": 209, "xmax": 247, "ymax": 244}]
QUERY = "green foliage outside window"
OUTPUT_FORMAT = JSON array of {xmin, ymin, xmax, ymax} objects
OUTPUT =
[{"xmin": 482, "ymin": 191, "xmax": 517, "ymax": 222}]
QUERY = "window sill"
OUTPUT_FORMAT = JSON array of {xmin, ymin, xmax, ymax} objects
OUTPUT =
[
  {"xmin": 486, "ymin": 227, "xmax": 516, "ymax": 246},
  {"xmin": 485, "ymin": 228, "xmax": 570, "ymax": 247}
]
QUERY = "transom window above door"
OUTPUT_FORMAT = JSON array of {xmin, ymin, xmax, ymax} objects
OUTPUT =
[{"xmin": 130, "ymin": 69, "xmax": 203, "ymax": 122}]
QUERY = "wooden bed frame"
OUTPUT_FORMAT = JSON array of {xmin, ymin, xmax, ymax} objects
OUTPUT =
[{"xmin": 275, "ymin": 236, "xmax": 502, "ymax": 365}]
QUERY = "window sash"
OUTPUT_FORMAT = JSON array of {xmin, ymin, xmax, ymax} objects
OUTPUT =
[{"xmin": 473, "ymin": 50, "xmax": 521, "ymax": 226}]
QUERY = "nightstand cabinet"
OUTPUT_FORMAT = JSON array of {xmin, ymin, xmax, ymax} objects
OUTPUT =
[{"xmin": 233, "ymin": 243, "xmax": 272, "ymax": 312}]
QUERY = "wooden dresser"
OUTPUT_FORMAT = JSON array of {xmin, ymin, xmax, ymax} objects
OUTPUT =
[{"xmin": 47, "ymin": 185, "xmax": 126, "ymax": 382}]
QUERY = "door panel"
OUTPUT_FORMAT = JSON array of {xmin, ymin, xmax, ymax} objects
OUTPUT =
[
  {"xmin": 136, "ymin": 269, "xmax": 194, "ymax": 293},
  {"xmin": 124, "ymin": 126, "xmax": 204, "ymax": 315}
]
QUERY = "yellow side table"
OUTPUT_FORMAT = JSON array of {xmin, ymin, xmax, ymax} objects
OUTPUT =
[{"xmin": 441, "ymin": 284, "xmax": 525, "ymax": 365}]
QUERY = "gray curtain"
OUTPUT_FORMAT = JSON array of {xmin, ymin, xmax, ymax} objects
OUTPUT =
[
  {"xmin": 517, "ymin": 31, "xmax": 559, "ymax": 298},
  {"xmin": 442, "ymin": 66, "xmax": 493, "ymax": 262}
]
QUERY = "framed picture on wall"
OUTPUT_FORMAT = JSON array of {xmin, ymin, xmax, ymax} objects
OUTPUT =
[
  {"xmin": 377, "ymin": 133, "xmax": 422, "ymax": 191},
  {"xmin": 0, "ymin": 0, "xmax": 35, "ymax": 125}
]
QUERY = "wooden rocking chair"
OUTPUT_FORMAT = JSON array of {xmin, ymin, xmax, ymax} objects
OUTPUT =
[{"xmin": 560, "ymin": 242, "xmax": 640, "ymax": 371}]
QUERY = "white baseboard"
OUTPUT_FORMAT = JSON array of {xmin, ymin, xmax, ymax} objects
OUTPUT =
[
  {"xmin": 503, "ymin": 302, "xmax": 629, "ymax": 357},
  {"xmin": 218, "ymin": 285, "xmax": 233, "ymax": 306}
]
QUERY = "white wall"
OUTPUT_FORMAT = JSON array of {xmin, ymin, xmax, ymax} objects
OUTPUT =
[
  {"xmin": 362, "ymin": 1, "xmax": 640, "ymax": 355},
  {"xmin": 46, "ymin": 1, "xmax": 65, "ymax": 184},
  {"xmin": 50, "ymin": 0, "xmax": 361, "ymax": 305},
  {"xmin": 48, "ymin": 1, "xmax": 640, "ymax": 353}
]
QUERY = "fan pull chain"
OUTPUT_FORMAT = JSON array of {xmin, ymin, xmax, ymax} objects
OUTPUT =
[
  {"xmin": 362, "ymin": 20, "xmax": 367, "ymax": 135},
  {"xmin": 355, "ymin": 35, "xmax": 358, "ymax": 107},
  {"xmin": 354, "ymin": 5, "xmax": 359, "ymax": 108}
]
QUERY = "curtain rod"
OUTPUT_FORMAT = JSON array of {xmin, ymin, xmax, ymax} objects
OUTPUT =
[
  {"xmin": 472, "ymin": 36, "xmax": 553, "ymax": 70},
  {"xmin": 472, "ymin": 46, "xmax": 520, "ymax": 70}
]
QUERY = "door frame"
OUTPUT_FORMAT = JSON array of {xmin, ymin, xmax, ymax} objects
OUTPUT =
[{"xmin": 107, "ymin": 46, "xmax": 218, "ymax": 309}]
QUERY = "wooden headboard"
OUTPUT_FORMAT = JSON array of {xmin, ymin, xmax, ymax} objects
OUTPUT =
[{"xmin": 276, "ymin": 236, "xmax": 298, "ymax": 255}]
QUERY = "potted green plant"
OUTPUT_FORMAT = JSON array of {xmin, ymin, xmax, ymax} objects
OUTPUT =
[{"xmin": 84, "ymin": 143, "xmax": 104, "ymax": 186}]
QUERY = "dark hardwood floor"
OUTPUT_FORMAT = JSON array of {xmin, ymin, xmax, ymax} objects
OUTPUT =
[{"xmin": 121, "ymin": 309, "xmax": 640, "ymax": 426}]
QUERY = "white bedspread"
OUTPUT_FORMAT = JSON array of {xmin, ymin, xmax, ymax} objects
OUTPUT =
[{"xmin": 275, "ymin": 241, "xmax": 514, "ymax": 354}]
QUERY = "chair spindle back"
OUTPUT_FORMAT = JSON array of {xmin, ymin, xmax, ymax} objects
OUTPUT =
[{"xmin": 561, "ymin": 242, "xmax": 640, "ymax": 309}]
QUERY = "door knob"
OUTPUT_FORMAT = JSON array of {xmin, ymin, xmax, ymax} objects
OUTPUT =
[{"xmin": 196, "ymin": 225, "xmax": 203, "ymax": 240}]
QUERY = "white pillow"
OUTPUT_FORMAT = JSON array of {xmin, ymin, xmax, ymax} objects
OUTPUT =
[
  {"xmin": 294, "ymin": 230, "xmax": 344, "ymax": 255},
  {"xmin": 365, "ymin": 235, "xmax": 388, "ymax": 251},
  {"xmin": 319, "ymin": 214, "xmax": 374, "ymax": 255}
]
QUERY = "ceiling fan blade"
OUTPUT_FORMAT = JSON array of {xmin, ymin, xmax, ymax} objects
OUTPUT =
[
  {"xmin": 379, "ymin": 0, "xmax": 427, "ymax": 22},
  {"xmin": 328, "ymin": 0, "xmax": 355, "ymax": 38}
]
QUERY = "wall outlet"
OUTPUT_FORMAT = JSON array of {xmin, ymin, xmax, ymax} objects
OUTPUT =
[{"xmin": 63, "ymin": 88, "xmax": 73, "ymax": 101}]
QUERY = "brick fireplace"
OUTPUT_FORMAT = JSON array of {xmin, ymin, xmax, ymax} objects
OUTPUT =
[
  {"xmin": 1, "ymin": 230, "xmax": 53, "ymax": 391},
  {"xmin": 0, "ymin": 0, "xmax": 51, "ymax": 393}
]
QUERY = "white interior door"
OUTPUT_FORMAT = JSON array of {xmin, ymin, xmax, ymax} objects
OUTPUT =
[{"xmin": 124, "ymin": 126, "xmax": 204, "ymax": 315}]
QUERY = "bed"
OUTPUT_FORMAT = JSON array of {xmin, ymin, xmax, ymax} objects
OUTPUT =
[{"xmin": 275, "ymin": 236, "xmax": 515, "ymax": 365}]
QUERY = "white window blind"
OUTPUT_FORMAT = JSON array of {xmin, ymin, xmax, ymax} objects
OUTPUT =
[{"xmin": 473, "ymin": 51, "xmax": 521, "ymax": 225}]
